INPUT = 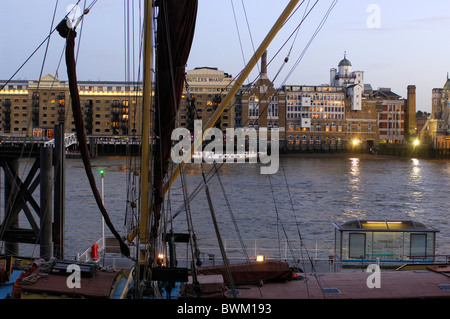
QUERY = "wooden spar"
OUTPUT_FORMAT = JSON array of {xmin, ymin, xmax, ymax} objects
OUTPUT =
[
  {"xmin": 163, "ymin": 0, "xmax": 300, "ymax": 195},
  {"xmin": 139, "ymin": 0, "xmax": 153, "ymax": 244},
  {"xmin": 128, "ymin": 0, "xmax": 300, "ymax": 244}
]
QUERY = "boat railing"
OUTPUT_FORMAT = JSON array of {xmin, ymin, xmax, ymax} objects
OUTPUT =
[
  {"xmin": 75, "ymin": 236, "xmax": 450, "ymax": 273},
  {"xmin": 166, "ymin": 238, "xmax": 334, "ymax": 271},
  {"xmin": 332, "ymin": 253, "xmax": 450, "ymax": 271}
]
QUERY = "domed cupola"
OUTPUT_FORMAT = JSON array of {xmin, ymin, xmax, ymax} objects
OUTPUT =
[
  {"xmin": 338, "ymin": 56, "xmax": 352, "ymax": 67},
  {"xmin": 338, "ymin": 52, "xmax": 352, "ymax": 77},
  {"xmin": 443, "ymin": 73, "xmax": 450, "ymax": 91}
]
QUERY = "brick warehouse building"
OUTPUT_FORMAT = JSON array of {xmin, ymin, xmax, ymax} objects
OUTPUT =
[
  {"xmin": 1, "ymin": 54, "xmax": 416, "ymax": 153},
  {"xmin": 1, "ymin": 74, "xmax": 142, "ymax": 139}
]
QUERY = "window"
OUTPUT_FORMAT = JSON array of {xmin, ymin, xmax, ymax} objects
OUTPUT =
[
  {"xmin": 410, "ymin": 234, "xmax": 427, "ymax": 258},
  {"xmin": 249, "ymin": 95, "xmax": 259, "ymax": 118},
  {"xmin": 349, "ymin": 233, "xmax": 366, "ymax": 259},
  {"xmin": 268, "ymin": 95, "xmax": 278, "ymax": 118}
]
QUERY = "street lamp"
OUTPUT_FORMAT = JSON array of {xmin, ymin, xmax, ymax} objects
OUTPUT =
[{"xmin": 353, "ymin": 138, "xmax": 360, "ymax": 146}]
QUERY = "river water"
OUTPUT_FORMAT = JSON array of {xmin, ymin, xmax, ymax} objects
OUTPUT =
[{"xmin": 6, "ymin": 154, "xmax": 450, "ymax": 262}]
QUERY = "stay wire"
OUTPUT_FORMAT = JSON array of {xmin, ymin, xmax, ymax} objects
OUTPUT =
[
  {"xmin": 212, "ymin": 163, "xmax": 263, "ymax": 298},
  {"xmin": 281, "ymin": 0, "xmax": 339, "ymax": 86},
  {"xmin": 267, "ymin": 173, "xmax": 298, "ymax": 266},
  {"xmin": 180, "ymin": 165, "xmax": 202, "ymax": 272},
  {"xmin": 169, "ymin": 0, "xmax": 317, "ymax": 221},
  {"xmin": 230, "ymin": 0, "xmax": 247, "ymax": 71},
  {"xmin": 279, "ymin": 158, "xmax": 313, "ymax": 269},
  {"xmin": 240, "ymin": 0, "xmax": 259, "ymax": 76},
  {"xmin": 189, "ymin": 0, "xmax": 306, "ymax": 134},
  {"xmin": 33, "ymin": 0, "xmax": 98, "ymax": 259},
  {"xmin": 170, "ymin": 0, "xmax": 332, "ymax": 280},
  {"xmin": 0, "ymin": 0, "xmax": 59, "ymax": 256},
  {"xmin": 31, "ymin": 0, "xmax": 60, "ymax": 258},
  {"xmin": 227, "ymin": 0, "xmax": 319, "ymax": 134},
  {"xmin": 213, "ymin": 165, "xmax": 249, "ymax": 263},
  {"xmin": 0, "ymin": 0, "xmax": 83, "ymax": 91},
  {"xmin": 170, "ymin": 0, "xmax": 321, "ymax": 213}
]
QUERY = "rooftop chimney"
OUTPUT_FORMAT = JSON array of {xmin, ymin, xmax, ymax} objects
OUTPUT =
[{"xmin": 261, "ymin": 50, "xmax": 268, "ymax": 79}]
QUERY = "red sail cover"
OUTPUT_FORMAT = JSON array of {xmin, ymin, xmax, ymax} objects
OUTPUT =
[{"xmin": 152, "ymin": 0, "xmax": 198, "ymax": 239}]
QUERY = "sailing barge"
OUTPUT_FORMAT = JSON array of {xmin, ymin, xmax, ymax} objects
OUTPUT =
[{"xmin": 3, "ymin": 254, "xmax": 450, "ymax": 299}]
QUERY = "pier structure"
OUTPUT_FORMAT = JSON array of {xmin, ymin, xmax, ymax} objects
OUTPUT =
[{"xmin": 0, "ymin": 124, "xmax": 67, "ymax": 260}]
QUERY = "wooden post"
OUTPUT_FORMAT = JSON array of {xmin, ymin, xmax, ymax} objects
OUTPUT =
[
  {"xmin": 4, "ymin": 159, "xmax": 19, "ymax": 255},
  {"xmin": 40, "ymin": 146, "xmax": 53, "ymax": 260},
  {"xmin": 54, "ymin": 123, "xmax": 65, "ymax": 259}
]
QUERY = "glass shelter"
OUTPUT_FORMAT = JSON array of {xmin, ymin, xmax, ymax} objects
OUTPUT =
[{"xmin": 333, "ymin": 220, "xmax": 439, "ymax": 267}]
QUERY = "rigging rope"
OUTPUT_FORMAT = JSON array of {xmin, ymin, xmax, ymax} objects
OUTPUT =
[
  {"xmin": 281, "ymin": 0, "xmax": 338, "ymax": 86},
  {"xmin": 200, "ymin": 163, "xmax": 237, "ymax": 298},
  {"xmin": 0, "ymin": 0, "xmax": 83, "ymax": 91},
  {"xmin": 230, "ymin": 0, "xmax": 247, "ymax": 70},
  {"xmin": 123, "ymin": 0, "xmax": 143, "ymax": 237},
  {"xmin": 0, "ymin": 0, "xmax": 60, "ymax": 257},
  {"xmin": 179, "ymin": 166, "xmax": 201, "ymax": 268},
  {"xmin": 182, "ymin": 1, "xmax": 337, "ymax": 299},
  {"xmin": 213, "ymin": 164, "xmax": 263, "ymax": 298}
]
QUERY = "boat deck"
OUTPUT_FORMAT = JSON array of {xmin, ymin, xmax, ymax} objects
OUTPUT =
[
  {"xmin": 0, "ymin": 269, "xmax": 21, "ymax": 299},
  {"xmin": 235, "ymin": 269, "xmax": 450, "ymax": 299}
]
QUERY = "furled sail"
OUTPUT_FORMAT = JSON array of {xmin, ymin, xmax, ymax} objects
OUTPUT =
[
  {"xmin": 57, "ymin": 19, "xmax": 130, "ymax": 258},
  {"xmin": 151, "ymin": 0, "xmax": 198, "ymax": 240}
]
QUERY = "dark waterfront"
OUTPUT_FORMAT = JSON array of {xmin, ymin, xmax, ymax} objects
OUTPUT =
[{"xmin": 8, "ymin": 154, "xmax": 450, "ymax": 261}]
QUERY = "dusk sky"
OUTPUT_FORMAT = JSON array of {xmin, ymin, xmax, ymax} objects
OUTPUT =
[{"xmin": 2, "ymin": 0, "xmax": 450, "ymax": 113}]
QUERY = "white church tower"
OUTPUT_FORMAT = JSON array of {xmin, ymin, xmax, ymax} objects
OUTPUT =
[{"xmin": 330, "ymin": 53, "xmax": 364, "ymax": 111}]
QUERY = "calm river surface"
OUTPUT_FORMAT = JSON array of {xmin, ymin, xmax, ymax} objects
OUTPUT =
[{"xmin": 9, "ymin": 154, "xmax": 450, "ymax": 261}]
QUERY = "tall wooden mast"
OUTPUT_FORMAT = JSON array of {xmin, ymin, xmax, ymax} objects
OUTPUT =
[{"xmin": 139, "ymin": 0, "xmax": 153, "ymax": 248}]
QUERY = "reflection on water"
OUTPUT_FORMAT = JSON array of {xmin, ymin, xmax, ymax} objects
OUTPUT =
[
  {"xmin": 7, "ymin": 155, "xmax": 450, "ymax": 259},
  {"xmin": 347, "ymin": 158, "xmax": 361, "ymax": 217},
  {"xmin": 407, "ymin": 158, "xmax": 423, "ymax": 218},
  {"xmin": 165, "ymin": 155, "xmax": 450, "ymax": 259}
]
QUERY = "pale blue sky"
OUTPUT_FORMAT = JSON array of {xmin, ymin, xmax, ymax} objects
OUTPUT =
[{"xmin": 2, "ymin": 0, "xmax": 450, "ymax": 112}]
